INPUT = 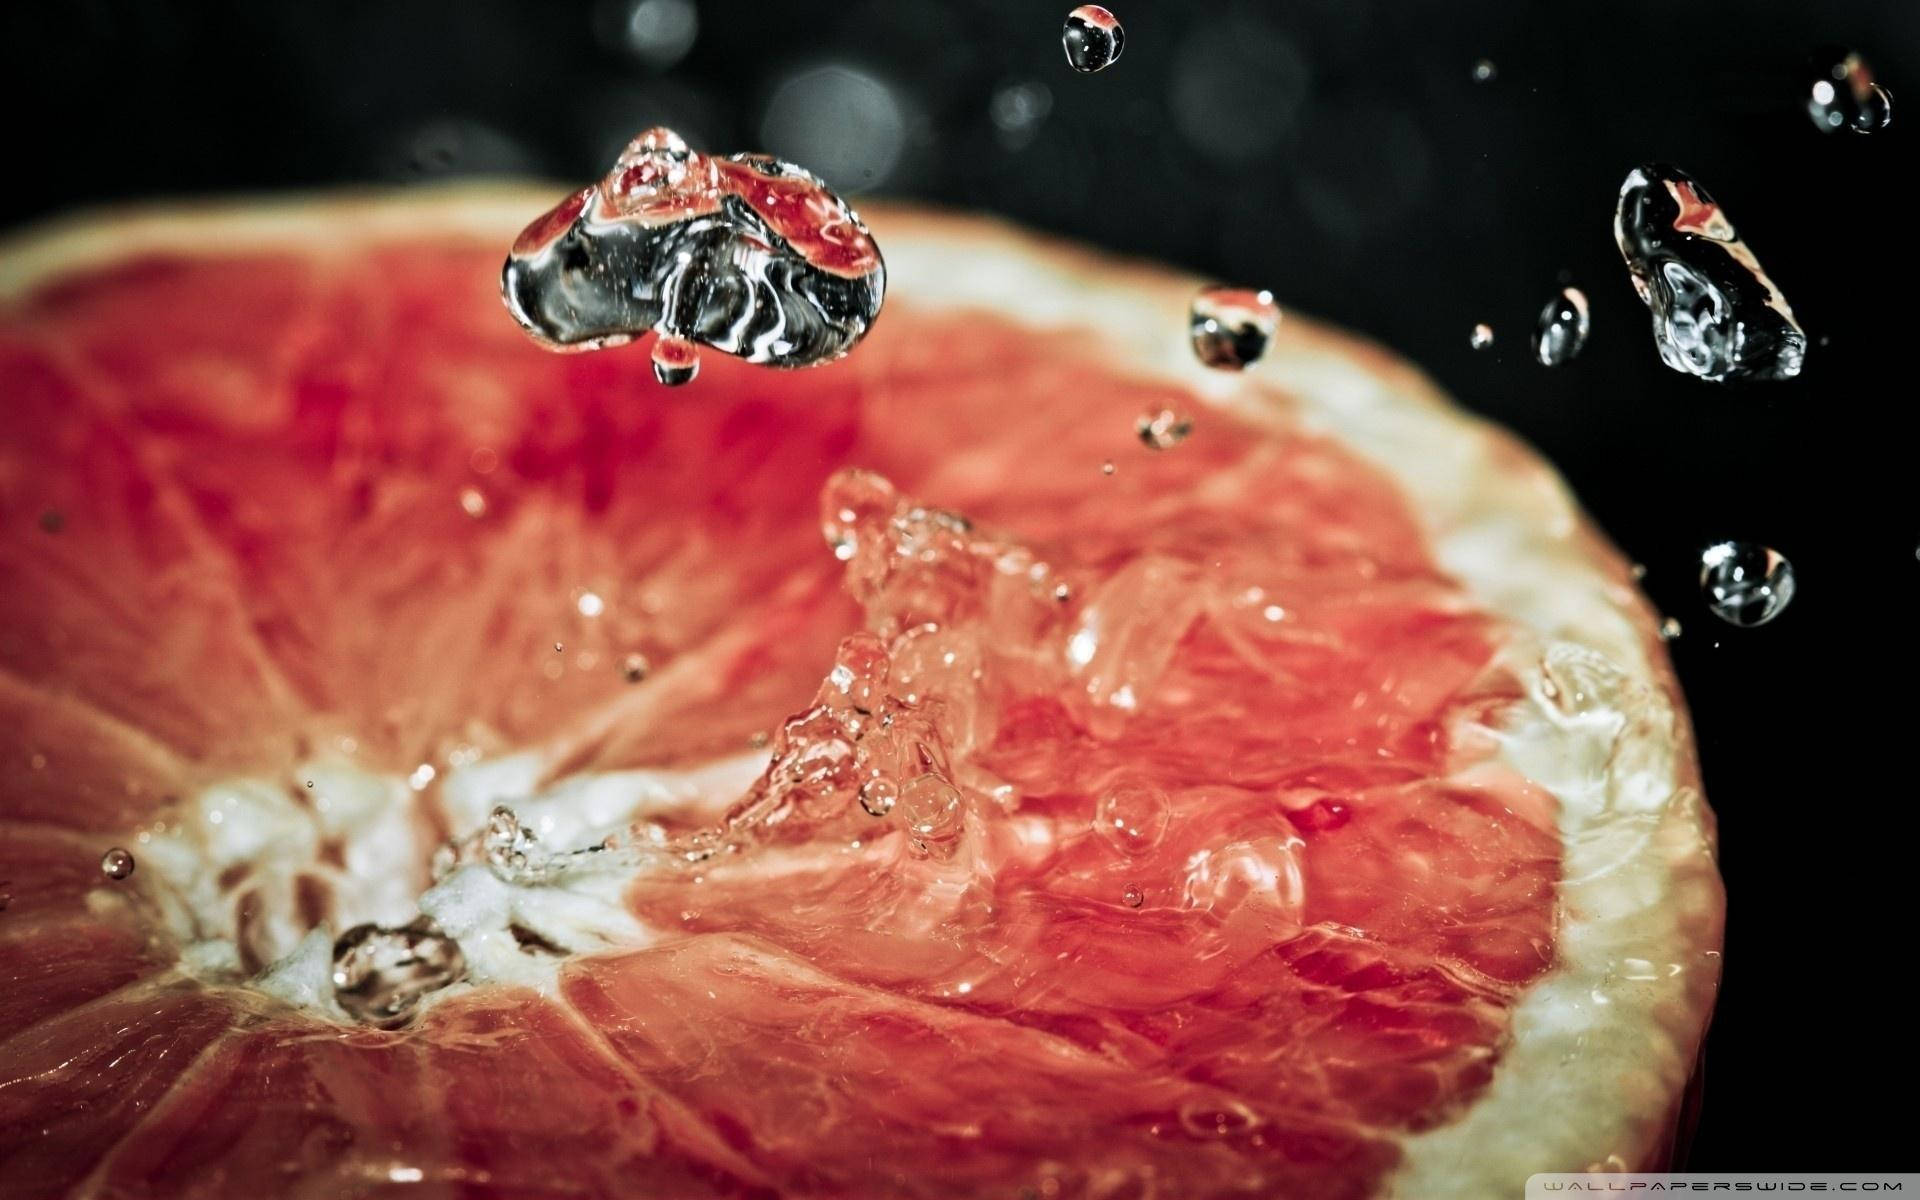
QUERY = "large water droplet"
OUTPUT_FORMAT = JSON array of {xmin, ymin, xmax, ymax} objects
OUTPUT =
[
  {"xmin": 1063, "ymin": 6, "xmax": 1125, "ymax": 74},
  {"xmin": 100, "ymin": 847, "xmax": 135, "ymax": 880},
  {"xmin": 1614, "ymin": 164, "xmax": 1806, "ymax": 382},
  {"xmin": 897, "ymin": 773, "xmax": 964, "ymax": 856},
  {"xmin": 1094, "ymin": 782, "xmax": 1171, "ymax": 856},
  {"xmin": 1807, "ymin": 49, "xmax": 1893, "ymax": 134},
  {"xmin": 1190, "ymin": 287, "xmax": 1280, "ymax": 370},
  {"xmin": 331, "ymin": 920, "xmax": 468, "ymax": 1027},
  {"xmin": 1700, "ymin": 542, "xmax": 1796, "ymax": 627},
  {"xmin": 1533, "ymin": 287, "xmax": 1590, "ymax": 366},
  {"xmin": 502, "ymin": 127, "xmax": 886, "ymax": 381}
]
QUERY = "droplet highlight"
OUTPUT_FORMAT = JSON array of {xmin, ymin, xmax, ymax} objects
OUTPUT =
[
  {"xmin": 1189, "ymin": 287, "xmax": 1280, "ymax": 370},
  {"xmin": 1700, "ymin": 542, "xmax": 1796, "ymax": 627},
  {"xmin": 1533, "ymin": 287, "xmax": 1590, "ymax": 366},
  {"xmin": 1469, "ymin": 323, "xmax": 1495, "ymax": 351}
]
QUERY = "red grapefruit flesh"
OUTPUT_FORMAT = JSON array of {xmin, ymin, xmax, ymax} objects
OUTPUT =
[{"xmin": 0, "ymin": 191, "xmax": 1722, "ymax": 1198}]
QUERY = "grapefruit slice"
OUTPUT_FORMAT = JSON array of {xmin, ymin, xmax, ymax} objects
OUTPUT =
[{"xmin": 0, "ymin": 188, "xmax": 1723, "ymax": 1198}]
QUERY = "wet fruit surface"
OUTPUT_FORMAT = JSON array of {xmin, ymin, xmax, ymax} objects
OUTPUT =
[{"xmin": 0, "ymin": 220, "xmax": 1561, "ymax": 1197}]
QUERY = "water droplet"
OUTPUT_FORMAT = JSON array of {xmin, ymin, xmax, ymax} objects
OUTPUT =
[
  {"xmin": 859, "ymin": 776, "xmax": 899, "ymax": 817},
  {"xmin": 1533, "ymin": 287, "xmax": 1591, "ymax": 366},
  {"xmin": 1122, "ymin": 883, "xmax": 1145, "ymax": 908},
  {"xmin": 1807, "ymin": 49, "xmax": 1892, "ymax": 134},
  {"xmin": 575, "ymin": 590, "xmax": 606, "ymax": 618},
  {"xmin": 332, "ymin": 919, "xmax": 468, "ymax": 1027},
  {"xmin": 38, "ymin": 509, "xmax": 64, "ymax": 534},
  {"xmin": 1178, "ymin": 1100, "xmax": 1261, "ymax": 1138},
  {"xmin": 1469, "ymin": 323, "xmax": 1495, "ymax": 351},
  {"xmin": 458, "ymin": 486, "xmax": 488, "ymax": 518},
  {"xmin": 989, "ymin": 81, "xmax": 1054, "ymax": 150},
  {"xmin": 1614, "ymin": 164, "xmax": 1806, "ymax": 382},
  {"xmin": 1063, "ymin": 6, "xmax": 1125, "ymax": 74},
  {"xmin": 1630, "ymin": 562, "xmax": 1649, "ymax": 582},
  {"xmin": 1184, "ymin": 836, "xmax": 1305, "ymax": 925},
  {"xmin": 897, "ymin": 773, "xmax": 964, "ymax": 853},
  {"xmin": 651, "ymin": 334, "xmax": 701, "ymax": 386},
  {"xmin": 553, "ymin": 641, "xmax": 565, "ymax": 653},
  {"xmin": 1189, "ymin": 287, "xmax": 1280, "ymax": 370},
  {"xmin": 1101, "ymin": 460, "xmax": 1115, "ymax": 476},
  {"xmin": 592, "ymin": 0, "xmax": 699, "ymax": 70},
  {"xmin": 100, "ymin": 847, "xmax": 135, "ymax": 880},
  {"xmin": 503, "ymin": 127, "xmax": 886, "ymax": 373},
  {"xmin": 1094, "ymin": 782, "xmax": 1171, "ymax": 857},
  {"xmin": 819, "ymin": 468, "xmax": 900, "ymax": 562},
  {"xmin": 1135, "ymin": 409, "xmax": 1194, "ymax": 451},
  {"xmin": 621, "ymin": 652, "xmax": 651, "ymax": 683},
  {"xmin": 1700, "ymin": 542, "xmax": 1796, "ymax": 627},
  {"xmin": 1659, "ymin": 617, "xmax": 1683, "ymax": 641},
  {"xmin": 1472, "ymin": 58, "xmax": 1498, "ymax": 83},
  {"xmin": 408, "ymin": 763, "xmax": 438, "ymax": 791},
  {"xmin": 484, "ymin": 805, "xmax": 537, "ymax": 875}
]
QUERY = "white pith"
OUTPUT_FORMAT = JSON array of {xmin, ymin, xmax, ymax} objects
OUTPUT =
[{"xmin": 0, "ymin": 187, "xmax": 1722, "ymax": 1198}]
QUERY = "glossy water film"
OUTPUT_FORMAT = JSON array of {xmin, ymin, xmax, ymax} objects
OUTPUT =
[
  {"xmin": 1614, "ymin": 164, "xmax": 1806, "ymax": 383},
  {"xmin": 1533, "ymin": 287, "xmax": 1590, "ymax": 366},
  {"xmin": 1189, "ymin": 287, "xmax": 1279, "ymax": 370},
  {"xmin": 1699, "ymin": 541, "xmax": 1796, "ymax": 627},
  {"xmin": 1062, "ymin": 6, "xmax": 1124, "ymax": 73},
  {"xmin": 501, "ymin": 127, "xmax": 886, "ymax": 386},
  {"xmin": 331, "ymin": 919, "xmax": 469, "ymax": 1027},
  {"xmin": 1807, "ymin": 49, "xmax": 1893, "ymax": 134}
]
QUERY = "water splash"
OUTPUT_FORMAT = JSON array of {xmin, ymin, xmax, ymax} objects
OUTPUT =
[
  {"xmin": 1063, "ymin": 6, "xmax": 1125, "ymax": 74},
  {"xmin": 1533, "ymin": 287, "xmax": 1590, "ymax": 366},
  {"xmin": 501, "ymin": 127, "xmax": 886, "ymax": 385},
  {"xmin": 1700, "ymin": 542, "xmax": 1796, "ymax": 627},
  {"xmin": 1614, "ymin": 164, "xmax": 1805, "ymax": 382},
  {"xmin": 331, "ymin": 919, "xmax": 469, "ymax": 1027}
]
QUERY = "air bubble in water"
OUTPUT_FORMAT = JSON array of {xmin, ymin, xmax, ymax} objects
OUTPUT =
[
  {"xmin": 1533, "ymin": 287, "xmax": 1590, "ymax": 366},
  {"xmin": 1808, "ymin": 49, "xmax": 1893, "ymax": 134},
  {"xmin": 1469, "ymin": 323, "xmax": 1495, "ymax": 351},
  {"xmin": 1136, "ymin": 409, "xmax": 1193, "ymax": 451},
  {"xmin": 1063, "ymin": 6, "xmax": 1124, "ymax": 74},
  {"xmin": 1094, "ymin": 782, "xmax": 1170, "ymax": 857},
  {"xmin": 1700, "ymin": 542, "xmax": 1796, "ymax": 627},
  {"xmin": 331, "ymin": 920, "xmax": 468, "ymax": 1028},
  {"xmin": 502, "ymin": 127, "xmax": 886, "ymax": 383},
  {"xmin": 1614, "ymin": 164, "xmax": 1806, "ymax": 382},
  {"xmin": 1190, "ymin": 287, "xmax": 1280, "ymax": 370},
  {"xmin": 100, "ymin": 847, "xmax": 135, "ymax": 880}
]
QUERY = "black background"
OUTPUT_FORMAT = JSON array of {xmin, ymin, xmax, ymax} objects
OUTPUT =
[{"xmin": 5, "ymin": 0, "xmax": 1915, "ymax": 1172}]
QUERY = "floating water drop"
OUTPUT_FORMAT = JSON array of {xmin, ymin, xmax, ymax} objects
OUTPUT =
[
  {"xmin": 1472, "ymin": 58, "xmax": 1497, "ymax": 83},
  {"xmin": 100, "ymin": 847, "xmax": 135, "ymax": 880},
  {"xmin": 1614, "ymin": 164, "xmax": 1806, "ymax": 382},
  {"xmin": 1700, "ymin": 542, "xmax": 1796, "ymax": 627},
  {"xmin": 331, "ymin": 919, "xmax": 468, "ymax": 1027},
  {"xmin": 1136, "ymin": 409, "xmax": 1193, "ymax": 451},
  {"xmin": 1122, "ymin": 883, "xmax": 1145, "ymax": 908},
  {"xmin": 858, "ymin": 776, "xmax": 899, "ymax": 817},
  {"xmin": 502, "ymin": 127, "xmax": 886, "ymax": 383},
  {"xmin": 1190, "ymin": 287, "xmax": 1280, "ymax": 370},
  {"xmin": 621, "ymin": 652, "xmax": 651, "ymax": 683},
  {"xmin": 1469, "ymin": 323, "xmax": 1495, "ymax": 351},
  {"xmin": 1659, "ymin": 617, "xmax": 1683, "ymax": 641},
  {"xmin": 1094, "ymin": 782, "xmax": 1171, "ymax": 857},
  {"xmin": 1533, "ymin": 287, "xmax": 1590, "ymax": 366},
  {"xmin": 1807, "ymin": 49, "xmax": 1893, "ymax": 134},
  {"xmin": 1063, "ymin": 6, "xmax": 1125, "ymax": 74}
]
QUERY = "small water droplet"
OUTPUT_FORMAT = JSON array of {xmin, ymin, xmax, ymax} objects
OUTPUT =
[
  {"xmin": 859, "ymin": 776, "xmax": 899, "ymax": 817},
  {"xmin": 1532, "ymin": 287, "xmax": 1591, "ymax": 366},
  {"xmin": 1659, "ymin": 617, "xmax": 1683, "ymax": 641},
  {"xmin": 458, "ymin": 486, "xmax": 489, "ymax": 518},
  {"xmin": 1630, "ymin": 562, "xmax": 1648, "ymax": 582},
  {"xmin": 1614, "ymin": 164, "xmax": 1805, "ymax": 382},
  {"xmin": 100, "ymin": 847, "xmax": 135, "ymax": 880},
  {"xmin": 1807, "ymin": 49, "xmax": 1892, "ymax": 134},
  {"xmin": 1472, "ymin": 58, "xmax": 1498, "ymax": 83},
  {"xmin": 38, "ymin": 509, "xmax": 64, "ymax": 534},
  {"xmin": 1094, "ymin": 782, "xmax": 1171, "ymax": 857},
  {"xmin": 1062, "ymin": 5, "xmax": 1124, "ymax": 74},
  {"xmin": 1135, "ymin": 408, "xmax": 1193, "ymax": 451},
  {"xmin": 576, "ymin": 591, "xmax": 606, "ymax": 618},
  {"xmin": 484, "ymin": 805, "xmax": 537, "ymax": 874},
  {"xmin": 1469, "ymin": 323, "xmax": 1495, "ymax": 351},
  {"xmin": 593, "ymin": 0, "xmax": 699, "ymax": 70},
  {"xmin": 1122, "ymin": 884, "xmax": 1145, "ymax": 908},
  {"xmin": 621, "ymin": 652, "xmax": 651, "ymax": 683},
  {"xmin": 554, "ymin": 642, "xmax": 565, "ymax": 653},
  {"xmin": 332, "ymin": 919, "xmax": 468, "ymax": 1027},
  {"xmin": 1700, "ymin": 542, "xmax": 1796, "ymax": 627},
  {"xmin": 651, "ymin": 334, "xmax": 701, "ymax": 386},
  {"xmin": 1189, "ymin": 286, "xmax": 1280, "ymax": 370},
  {"xmin": 1101, "ymin": 460, "xmax": 1115, "ymax": 476}
]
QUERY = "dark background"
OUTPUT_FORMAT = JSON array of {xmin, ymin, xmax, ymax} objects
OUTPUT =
[{"xmin": 5, "ymin": 0, "xmax": 1914, "ymax": 1172}]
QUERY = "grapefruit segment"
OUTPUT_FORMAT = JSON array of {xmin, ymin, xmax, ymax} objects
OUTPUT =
[{"xmin": 0, "ymin": 192, "xmax": 1722, "ymax": 1198}]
